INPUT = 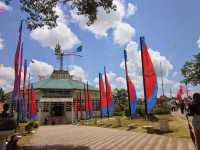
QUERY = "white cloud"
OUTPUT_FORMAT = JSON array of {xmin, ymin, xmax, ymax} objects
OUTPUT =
[
  {"xmin": 113, "ymin": 22, "xmax": 135, "ymax": 45},
  {"xmin": 71, "ymin": 0, "xmax": 125, "ymax": 38},
  {"xmin": 115, "ymin": 76, "xmax": 126, "ymax": 88},
  {"xmin": 0, "ymin": 66, "xmax": 14, "ymax": 92},
  {"xmin": 0, "ymin": 35, "xmax": 4, "ymax": 49},
  {"xmin": 197, "ymin": 37, "xmax": 200, "ymax": 48},
  {"xmin": 0, "ymin": 2, "xmax": 11, "ymax": 12},
  {"xmin": 29, "ymin": 59, "xmax": 54, "ymax": 78},
  {"xmin": 127, "ymin": 3, "xmax": 137, "ymax": 17},
  {"xmin": 118, "ymin": 41, "xmax": 176, "ymax": 97},
  {"xmin": 31, "ymin": 6, "xmax": 79, "ymax": 50},
  {"xmin": 68, "ymin": 65, "xmax": 87, "ymax": 82}
]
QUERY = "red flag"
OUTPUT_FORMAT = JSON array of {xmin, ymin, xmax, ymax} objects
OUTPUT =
[
  {"xmin": 176, "ymin": 83, "xmax": 183, "ymax": 99},
  {"xmin": 104, "ymin": 67, "xmax": 113, "ymax": 115},
  {"xmin": 31, "ymin": 85, "xmax": 37, "ymax": 115},
  {"xmin": 18, "ymin": 43, "xmax": 23, "ymax": 96},
  {"xmin": 140, "ymin": 37, "xmax": 158, "ymax": 114},
  {"xmin": 74, "ymin": 96, "xmax": 78, "ymax": 113},
  {"xmin": 13, "ymin": 21, "xmax": 23, "ymax": 98},
  {"xmin": 84, "ymin": 84, "xmax": 90, "ymax": 112},
  {"xmin": 99, "ymin": 73, "xmax": 107, "ymax": 116},
  {"xmin": 23, "ymin": 59, "xmax": 27, "ymax": 97}
]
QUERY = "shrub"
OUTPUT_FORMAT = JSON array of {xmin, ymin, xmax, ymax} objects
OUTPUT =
[
  {"xmin": 113, "ymin": 104, "xmax": 124, "ymax": 116},
  {"xmin": 153, "ymin": 106, "xmax": 171, "ymax": 115},
  {"xmin": 0, "ymin": 118, "xmax": 17, "ymax": 131}
]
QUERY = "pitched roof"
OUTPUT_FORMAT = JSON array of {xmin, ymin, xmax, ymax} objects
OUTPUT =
[{"xmin": 32, "ymin": 79, "xmax": 98, "ymax": 91}]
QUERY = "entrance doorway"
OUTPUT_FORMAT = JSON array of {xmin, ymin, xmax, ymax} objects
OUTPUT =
[
  {"xmin": 51, "ymin": 102, "xmax": 64, "ymax": 116},
  {"xmin": 50, "ymin": 102, "xmax": 65, "ymax": 124}
]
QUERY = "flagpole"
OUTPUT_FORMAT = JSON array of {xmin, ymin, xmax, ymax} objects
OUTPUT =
[
  {"xmin": 99, "ymin": 73, "xmax": 103, "ymax": 119},
  {"xmin": 124, "ymin": 50, "xmax": 132, "ymax": 118},
  {"xmin": 84, "ymin": 84, "xmax": 87, "ymax": 120},
  {"xmin": 79, "ymin": 90, "xmax": 83, "ymax": 120},
  {"xmin": 87, "ymin": 82, "xmax": 91, "ymax": 119},
  {"xmin": 140, "ymin": 37, "xmax": 148, "ymax": 118},
  {"xmin": 104, "ymin": 67, "xmax": 110, "ymax": 119},
  {"xmin": 160, "ymin": 62, "xmax": 165, "ymax": 96}
]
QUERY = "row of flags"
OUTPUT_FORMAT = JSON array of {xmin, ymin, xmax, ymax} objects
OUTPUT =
[
  {"xmin": 12, "ymin": 21, "xmax": 37, "ymax": 123},
  {"xmin": 73, "ymin": 37, "xmax": 158, "ymax": 118},
  {"xmin": 73, "ymin": 82, "xmax": 93, "ymax": 119}
]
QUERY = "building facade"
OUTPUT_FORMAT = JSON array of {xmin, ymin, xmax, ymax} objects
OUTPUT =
[{"xmin": 32, "ymin": 70, "xmax": 99, "ymax": 124}]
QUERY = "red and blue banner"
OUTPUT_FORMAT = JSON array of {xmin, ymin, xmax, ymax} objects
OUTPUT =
[
  {"xmin": 104, "ymin": 67, "xmax": 113, "ymax": 116},
  {"xmin": 31, "ymin": 85, "xmax": 37, "ymax": 117},
  {"xmin": 18, "ymin": 42, "xmax": 23, "ymax": 96},
  {"xmin": 124, "ymin": 50, "xmax": 137, "ymax": 114},
  {"xmin": 13, "ymin": 20, "xmax": 23, "ymax": 104},
  {"xmin": 74, "ymin": 96, "xmax": 79, "ymax": 113},
  {"xmin": 140, "ymin": 37, "xmax": 158, "ymax": 113},
  {"xmin": 23, "ymin": 59, "xmax": 27, "ymax": 97},
  {"xmin": 84, "ymin": 83, "xmax": 92, "ymax": 119},
  {"xmin": 99, "ymin": 73, "xmax": 108, "ymax": 116}
]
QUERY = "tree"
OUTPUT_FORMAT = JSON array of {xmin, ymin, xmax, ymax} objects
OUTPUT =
[
  {"xmin": 181, "ymin": 53, "xmax": 200, "ymax": 86},
  {"xmin": 113, "ymin": 88, "xmax": 128, "ymax": 111},
  {"xmin": 0, "ymin": 88, "xmax": 8, "ymax": 102},
  {"xmin": 4, "ymin": 0, "xmax": 116, "ymax": 30}
]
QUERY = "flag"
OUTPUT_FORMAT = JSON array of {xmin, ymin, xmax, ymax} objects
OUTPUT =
[
  {"xmin": 176, "ymin": 83, "xmax": 183, "ymax": 99},
  {"xmin": 13, "ymin": 20, "xmax": 23, "ymax": 99},
  {"xmin": 74, "ymin": 96, "xmax": 78, "ymax": 113},
  {"xmin": 124, "ymin": 50, "xmax": 138, "ymax": 114},
  {"xmin": 104, "ymin": 67, "xmax": 114, "ymax": 116},
  {"xmin": 87, "ymin": 82, "xmax": 92, "ymax": 118},
  {"xmin": 23, "ymin": 59, "xmax": 27, "ymax": 97},
  {"xmin": 74, "ymin": 45, "xmax": 83, "ymax": 53},
  {"xmin": 84, "ymin": 84, "xmax": 90, "ymax": 118},
  {"xmin": 140, "ymin": 37, "xmax": 158, "ymax": 113},
  {"xmin": 99, "ymin": 73, "xmax": 108, "ymax": 116},
  {"xmin": 18, "ymin": 42, "xmax": 23, "ymax": 96},
  {"xmin": 31, "ymin": 84, "xmax": 37, "ymax": 117},
  {"xmin": 27, "ymin": 73, "xmax": 31, "ymax": 118}
]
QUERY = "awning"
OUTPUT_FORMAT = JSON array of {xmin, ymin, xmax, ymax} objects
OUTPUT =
[{"xmin": 40, "ymin": 97, "xmax": 73, "ymax": 102}]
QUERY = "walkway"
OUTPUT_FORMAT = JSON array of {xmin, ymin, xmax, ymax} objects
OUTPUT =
[{"xmin": 22, "ymin": 125, "xmax": 195, "ymax": 150}]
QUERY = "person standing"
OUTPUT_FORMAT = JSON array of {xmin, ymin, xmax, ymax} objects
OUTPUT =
[{"xmin": 188, "ymin": 93, "xmax": 200, "ymax": 150}]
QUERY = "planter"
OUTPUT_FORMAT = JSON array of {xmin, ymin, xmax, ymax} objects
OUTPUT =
[
  {"xmin": 115, "ymin": 116, "xmax": 121, "ymax": 127},
  {"xmin": 19, "ymin": 123, "xmax": 28, "ymax": 135},
  {"xmin": 156, "ymin": 115, "xmax": 170, "ymax": 132},
  {"xmin": 0, "ymin": 130, "xmax": 15, "ymax": 150}
]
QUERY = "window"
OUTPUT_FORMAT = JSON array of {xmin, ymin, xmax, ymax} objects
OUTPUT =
[
  {"xmin": 41, "ymin": 102, "xmax": 49, "ymax": 112},
  {"xmin": 66, "ymin": 102, "xmax": 72, "ymax": 111}
]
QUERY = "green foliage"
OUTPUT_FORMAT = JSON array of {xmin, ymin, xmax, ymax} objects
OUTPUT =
[
  {"xmin": 4, "ymin": 0, "xmax": 116, "ymax": 30},
  {"xmin": 113, "ymin": 104, "xmax": 124, "ymax": 116},
  {"xmin": 0, "ymin": 118, "xmax": 17, "ymax": 131},
  {"xmin": 25, "ymin": 120, "xmax": 39, "ymax": 132},
  {"xmin": 0, "ymin": 88, "xmax": 8, "ymax": 102},
  {"xmin": 181, "ymin": 53, "xmax": 200, "ymax": 86},
  {"xmin": 113, "ymin": 88, "xmax": 128, "ymax": 111},
  {"xmin": 153, "ymin": 105, "xmax": 171, "ymax": 115}
]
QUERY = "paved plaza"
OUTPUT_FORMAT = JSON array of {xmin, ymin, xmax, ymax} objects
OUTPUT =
[{"xmin": 22, "ymin": 125, "xmax": 195, "ymax": 150}]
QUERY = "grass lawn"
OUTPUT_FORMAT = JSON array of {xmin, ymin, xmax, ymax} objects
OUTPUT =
[{"xmin": 77, "ymin": 114, "xmax": 190, "ymax": 139}]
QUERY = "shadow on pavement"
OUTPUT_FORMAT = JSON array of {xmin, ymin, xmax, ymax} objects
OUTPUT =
[{"xmin": 18, "ymin": 144, "xmax": 90, "ymax": 150}]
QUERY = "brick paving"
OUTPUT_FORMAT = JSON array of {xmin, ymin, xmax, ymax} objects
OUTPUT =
[{"xmin": 27, "ymin": 125, "xmax": 195, "ymax": 150}]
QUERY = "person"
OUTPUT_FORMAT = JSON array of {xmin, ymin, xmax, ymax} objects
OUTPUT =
[
  {"xmin": 180, "ymin": 100, "xmax": 185, "ymax": 114},
  {"xmin": 6, "ymin": 135, "xmax": 18, "ymax": 150},
  {"xmin": 188, "ymin": 93, "xmax": 200, "ymax": 150},
  {"xmin": 1, "ymin": 103, "xmax": 10, "ymax": 118}
]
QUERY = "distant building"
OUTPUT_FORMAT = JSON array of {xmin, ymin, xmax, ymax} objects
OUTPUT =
[
  {"xmin": 8, "ymin": 69, "xmax": 100, "ymax": 125},
  {"xmin": 32, "ymin": 70, "xmax": 100, "ymax": 124}
]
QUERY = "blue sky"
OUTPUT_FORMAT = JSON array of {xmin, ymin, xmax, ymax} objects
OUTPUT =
[{"xmin": 0, "ymin": 0, "xmax": 199, "ymax": 97}]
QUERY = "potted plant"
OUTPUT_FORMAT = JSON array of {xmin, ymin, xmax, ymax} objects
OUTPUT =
[
  {"xmin": 153, "ymin": 105, "xmax": 171, "ymax": 132},
  {"xmin": 113, "ymin": 104, "xmax": 124, "ymax": 127}
]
